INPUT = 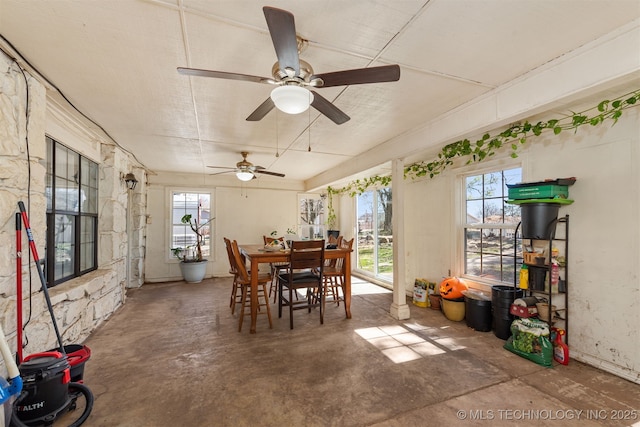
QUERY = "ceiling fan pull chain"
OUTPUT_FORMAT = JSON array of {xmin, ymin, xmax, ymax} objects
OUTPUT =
[
  {"xmin": 275, "ymin": 109, "xmax": 280, "ymax": 157},
  {"xmin": 308, "ymin": 102, "xmax": 311, "ymax": 152}
]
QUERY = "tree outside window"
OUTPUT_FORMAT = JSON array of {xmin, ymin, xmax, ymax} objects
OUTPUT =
[
  {"xmin": 171, "ymin": 192, "xmax": 212, "ymax": 259},
  {"xmin": 356, "ymin": 187, "xmax": 393, "ymax": 281},
  {"xmin": 464, "ymin": 168, "xmax": 521, "ymax": 283},
  {"xmin": 298, "ymin": 195, "xmax": 324, "ymax": 239}
]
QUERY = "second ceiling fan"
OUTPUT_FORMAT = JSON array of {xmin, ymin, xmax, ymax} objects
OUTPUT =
[
  {"xmin": 208, "ymin": 152, "xmax": 285, "ymax": 181},
  {"xmin": 178, "ymin": 6, "xmax": 400, "ymax": 125}
]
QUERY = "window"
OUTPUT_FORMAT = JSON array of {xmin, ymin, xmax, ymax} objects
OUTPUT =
[
  {"xmin": 298, "ymin": 194, "xmax": 325, "ymax": 240},
  {"xmin": 45, "ymin": 137, "xmax": 99, "ymax": 286},
  {"xmin": 171, "ymin": 191, "xmax": 212, "ymax": 258},
  {"xmin": 356, "ymin": 187, "xmax": 393, "ymax": 281},
  {"xmin": 464, "ymin": 167, "xmax": 521, "ymax": 283}
]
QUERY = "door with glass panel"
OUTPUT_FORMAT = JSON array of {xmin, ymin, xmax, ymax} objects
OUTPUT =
[{"xmin": 356, "ymin": 187, "xmax": 393, "ymax": 282}]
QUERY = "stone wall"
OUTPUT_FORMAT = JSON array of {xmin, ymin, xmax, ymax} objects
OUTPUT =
[{"xmin": 0, "ymin": 48, "xmax": 147, "ymax": 368}]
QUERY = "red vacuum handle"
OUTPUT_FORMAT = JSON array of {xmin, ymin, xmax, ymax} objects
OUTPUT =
[
  {"xmin": 17, "ymin": 201, "xmax": 66, "ymax": 354},
  {"xmin": 18, "ymin": 201, "xmax": 40, "ymax": 261}
]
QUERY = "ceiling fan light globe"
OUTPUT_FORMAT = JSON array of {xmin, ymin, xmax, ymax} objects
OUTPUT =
[
  {"xmin": 270, "ymin": 86, "xmax": 313, "ymax": 114},
  {"xmin": 236, "ymin": 170, "xmax": 254, "ymax": 181}
]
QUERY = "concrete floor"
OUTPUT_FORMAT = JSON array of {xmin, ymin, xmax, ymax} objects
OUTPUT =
[{"xmin": 81, "ymin": 277, "xmax": 640, "ymax": 427}]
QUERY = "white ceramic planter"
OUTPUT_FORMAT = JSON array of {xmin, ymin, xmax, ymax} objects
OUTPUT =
[{"xmin": 179, "ymin": 260, "xmax": 208, "ymax": 283}]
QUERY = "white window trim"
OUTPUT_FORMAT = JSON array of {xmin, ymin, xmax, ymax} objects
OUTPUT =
[
  {"xmin": 167, "ymin": 187, "xmax": 214, "ymax": 262},
  {"xmin": 353, "ymin": 186, "xmax": 393, "ymax": 284},
  {"xmin": 453, "ymin": 157, "xmax": 525, "ymax": 288}
]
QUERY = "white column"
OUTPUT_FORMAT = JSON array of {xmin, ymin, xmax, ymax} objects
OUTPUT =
[{"xmin": 390, "ymin": 158, "xmax": 411, "ymax": 320}]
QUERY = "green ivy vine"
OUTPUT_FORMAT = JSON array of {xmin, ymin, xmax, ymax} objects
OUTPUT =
[
  {"xmin": 329, "ymin": 88, "xmax": 639, "ymax": 198},
  {"xmin": 328, "ymin": 175, "xmax": 392, "ymax": 198}
]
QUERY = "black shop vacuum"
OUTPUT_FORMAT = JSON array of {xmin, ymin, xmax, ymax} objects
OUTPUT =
[{"xmin": 10, "ymin": 203, "xmax": 94, "ymax": 426}]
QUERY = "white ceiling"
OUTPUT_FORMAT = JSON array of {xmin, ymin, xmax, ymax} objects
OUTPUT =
[{"xmin": 1, "ymin": 0, "xmax": 639, "ymax": 184}]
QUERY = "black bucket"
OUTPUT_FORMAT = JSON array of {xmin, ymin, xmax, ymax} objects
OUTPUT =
[
  {"xmin": 16, "ymin": 352, "xmax": 71, "ymax": 423},
  {"xmin": 465, "ymin": 296, "xmax": 492, "ymax": 332},
  {"xmin": 492, "ymin": 286, "xmax": 523, "ymax": 340},
  {"xmin": 492, "ymin": 286, "xmax": 523, "ymax": 306},
  {"xmin": 521, "ymin": 203, "xmax": 560, "ymax": 239},
  {"xmin": 528, "ymin": 265, "xmax": 547, "ymax": 291},
  {"xmin": 493, "ymin": 314, "xmax": 515, "ymax": 341}
]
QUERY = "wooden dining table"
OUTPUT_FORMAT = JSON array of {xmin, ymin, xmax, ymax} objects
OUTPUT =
[{"xmin": 239, "ymin": 243, "xmax": 353, "ymax": 334}]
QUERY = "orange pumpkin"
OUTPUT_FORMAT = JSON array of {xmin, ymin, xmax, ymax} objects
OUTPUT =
[{"xmin": 439, "ymin": 277, "xmax": 468, "ymax": 300}]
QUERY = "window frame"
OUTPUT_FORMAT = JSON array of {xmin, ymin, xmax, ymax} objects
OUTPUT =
[
  {"xmin": 169, "ymin": 189, "xmax": 213, "ymax": 261},
  {"xmin": 458, "ymin": 163, "xmax": 522, "ymax": 286},
  {"xmin": 297, "ymin": 193, "xmax": 325, "ymax": 240},
  {"xmin": 45, "ymin": 136, "xmax": 99, "ymax": 286},
  {"xmin": 355, "ymin": 185, "xmax": 393, "ymax": 283}
]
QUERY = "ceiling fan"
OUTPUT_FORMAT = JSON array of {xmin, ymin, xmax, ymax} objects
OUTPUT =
[
  {"xmin": 208, "ymin": 151, "xmax": 285, "ymax": 181},
  {"xmin": 178, "ymin": 6, "xmax": 400, "ymax": 125}
]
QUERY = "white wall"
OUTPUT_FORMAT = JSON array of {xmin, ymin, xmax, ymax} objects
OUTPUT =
[
  {"xmin": 403, "ymin": 106, "xmax": 640, "ymax": 383},
  {"xmin": 144, "ymin": 171, "xmax": 305, "ymax": 282}
]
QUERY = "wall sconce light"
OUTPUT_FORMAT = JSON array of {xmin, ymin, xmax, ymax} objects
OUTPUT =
[{"xmin": 124, "ymin": 172, "xmax": 138, "ymax": 190}]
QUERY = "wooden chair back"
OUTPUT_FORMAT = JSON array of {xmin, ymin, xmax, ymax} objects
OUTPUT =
[
  {"xmin": 334, "ymin": 238, "xmax": 354, "ymax": 272},
  {"xmin": 340, "ymin": 237, "xmax": 354, "ymax": 250},
  {"xmin": 289, "ymin": 240, "xmax": 325, "ymax": 272},
  {"xmin": 231, "ymin": 240, "xmax": 251, "ymax": 284},
  {"xmin": 223, "ymin": 237, "xmax": 237, "ymax": 275}
]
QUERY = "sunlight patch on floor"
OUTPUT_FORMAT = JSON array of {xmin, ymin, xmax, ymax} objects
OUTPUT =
[
  {"xmin": 350, "ymin": 277, "xmax": 392, "ymax": 296},
  {"xmin": 381, "ymin": 346, "xmax": 423, "ymax": 363},
  {"xmin": 434, "ymin": 336, "xmax": 467, "ymax": 351},
  {"xmin": 355, "ymin": 323, "xmax": 465, "ymax": 364}
]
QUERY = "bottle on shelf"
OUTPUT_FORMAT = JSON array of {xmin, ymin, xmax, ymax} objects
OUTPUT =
[{"xmin": 519, "ymin": 264, "xmax": 529, "ymax": 289}]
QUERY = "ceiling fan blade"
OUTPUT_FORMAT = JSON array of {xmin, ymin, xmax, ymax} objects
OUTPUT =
[
  {"xmin": 206, "ymin": 166, "xmax": 235, "ymax": 170},
  {"xmin": 246, "ymin": 97, "xmax": 275, "ymax": 121},
  {"xmin": 178, "ymin": 67, "xmax": 272, "ymax": 84},
  {"xmin": 312, "ymin": 64, "xmax": 400, "ymax": 88},
  {"xmin": 310, "ymin": 91, "xmax": 350, "ymax": 125},
  {"xmin": 263, "ymin": 7, "xmax": 300, "ymax": 76},
  {"xmin": 255, "ymin": 169, "xmax": 286, "ymax": 178},
  {"xmin": 209, "ymin": 170, "xmax": 233, "ymax": 176}
]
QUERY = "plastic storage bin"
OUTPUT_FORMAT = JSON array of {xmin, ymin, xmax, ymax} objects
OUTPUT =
[{"xmin": 507, "ymin": 184, "xmax": 568, "ymax": 200}]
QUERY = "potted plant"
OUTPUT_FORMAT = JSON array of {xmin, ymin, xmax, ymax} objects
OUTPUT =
[
  {"xmin": 270, "ymin": 227, "xmax": 298, "ymax": 247},
  {"xmin": 325, "ymin": 189, "xmax": 339, "ymax": 241},
  {"xmin": 171, "ymin": 213, "xmax": 213, "ymax": 283}
]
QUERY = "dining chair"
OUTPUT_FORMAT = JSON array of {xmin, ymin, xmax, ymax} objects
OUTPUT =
[
  {"xmin": 263, "ymin": 235, "xmax": 290, "ymax": 303},
  {"xmin": 231, "ymin": 240, "xmax": 273, "ymax": 332},
  {"xmin": 327, "ymin": 234, "xmax": 342, "ymax": 248},
  {"xmin": 324, "ymin": 235, "xmax": 343, "ymax": 270},
  {"xmin": 277, "ymin": 240, "xmax": 325, "ymax": 329},
  {"xmin": 223, "ymin": 237, "xmax": 242, "ymax": 314},
  {"xmin": 322, "ymin": 237, "xmax": 353, "ymax": 312}
]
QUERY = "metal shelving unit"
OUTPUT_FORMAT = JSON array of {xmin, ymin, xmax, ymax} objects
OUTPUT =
[{"xmin": 514, "ymin": 214, "xmax": 569, "ymax": 344}]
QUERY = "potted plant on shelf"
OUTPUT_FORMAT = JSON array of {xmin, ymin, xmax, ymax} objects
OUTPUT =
[{"xmin": 171, "ymin": 213, "xmax": 213, "ymax": 283}]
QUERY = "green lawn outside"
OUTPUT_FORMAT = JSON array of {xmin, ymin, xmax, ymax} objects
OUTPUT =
[{"xmin": 358, "ymin": 245, "xmax": 393, "ymax": 273}]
